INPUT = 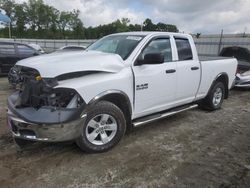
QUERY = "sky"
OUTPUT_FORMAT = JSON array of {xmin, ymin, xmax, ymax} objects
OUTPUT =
[{"xmin": 16, "ymin": 0, "xmax": 250, "ymax": 34}]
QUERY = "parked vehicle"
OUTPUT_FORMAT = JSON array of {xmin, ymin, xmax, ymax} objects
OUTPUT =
[
  {"xmin": 235, "ymin": 72, "xmax": 250, "ymax": 88},
  {"xmin": 7, "ymin": 32, "xmax": 237, "ymax": 153},
  {"xmin": 0, "ymin": 41, "xmax": 41, "ymax": 75},
  {"xmin": 220, "ymin": 46, "xmax": 250, "ymax": 88},
  {"xmin": 27, "ymin": 43, "xmax": 45, "ymax": 54},
  {"xmin": 55, "ymin": 45, "xmax": 86, "ymax": 52}
]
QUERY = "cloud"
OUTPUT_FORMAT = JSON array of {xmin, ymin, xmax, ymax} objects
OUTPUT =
[
  {"xmin": 15, "ymin": 0, "xmax": 250, "ymax": 34},
  {"xmin": 41, "ymin": 0, "xmax": 145, "ymax": 26}
]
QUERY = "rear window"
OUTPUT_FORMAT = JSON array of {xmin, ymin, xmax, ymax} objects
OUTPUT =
[
  {"xmin": 0, "ymin": 44, "xmax": 16, "ymax": 56},
  {"xmin": 175, "ymin": 38, "xmax": 193, "ymax": 61}
]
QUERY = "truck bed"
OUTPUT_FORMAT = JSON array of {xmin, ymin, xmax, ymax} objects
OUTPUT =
[
  {"xmin": 199, "ymin": 55, "xmax": 232, "ymax": 61},
  {"xmin": 199, "ymin": 55, "xmax": 250, "ymax": 70}
]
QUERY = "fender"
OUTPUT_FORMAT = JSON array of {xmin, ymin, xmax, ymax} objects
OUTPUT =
[
  {"xmin": 209, "ymin": 72, "xmax": 229, "ymax": 99},
  {"xmin": 87, "ymin": 89, "xmax": 132, "ymax": 116}
]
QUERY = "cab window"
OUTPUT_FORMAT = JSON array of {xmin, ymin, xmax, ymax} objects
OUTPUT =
[
  {"xmin": 142, "ymin": 38, "xmax": 172, "ymax": 62},
  {"xmin": 175, "ymin": 38, "xmax": 193, "ymax": 60}
]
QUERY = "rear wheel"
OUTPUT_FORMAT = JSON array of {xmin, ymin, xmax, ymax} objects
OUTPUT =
[
  {"xmin": 76, "ymin": 101, "xmax": 126, "ymax": 153},
  {"xmin": 200, "ymin": 82, "xmax": 225, "ymax": 111}
]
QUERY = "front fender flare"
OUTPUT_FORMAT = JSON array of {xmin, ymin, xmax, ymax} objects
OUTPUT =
[{"xmin": 87, "ymin": 90, "xmax": 132, "ymax": 115}]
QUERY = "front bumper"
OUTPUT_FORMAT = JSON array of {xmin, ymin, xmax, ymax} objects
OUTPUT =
[
  {"xmin": 7, "ymin": 92, "xmax": 87, "ymax": 142},
  {"xmin": 7, "ymin": 110, "xmax": 86, "ymax": 142}
]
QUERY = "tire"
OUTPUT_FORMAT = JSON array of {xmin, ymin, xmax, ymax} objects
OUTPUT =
[
  {"xmin": 199, "ymin": 82, "xmax": 225, "ymax": 111},
  {"xmin": 76, "ymin": 101, "xmax": 126, "ymax": 153}
]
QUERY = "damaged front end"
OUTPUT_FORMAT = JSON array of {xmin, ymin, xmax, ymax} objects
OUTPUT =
[{"xmin": 7, "ymin": 66, "xmax": 87, "ymax": 142}]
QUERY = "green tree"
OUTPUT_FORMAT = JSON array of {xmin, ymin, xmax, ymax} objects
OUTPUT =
[
  {"xmin": 58, "ymin": 11, "xmax": 74, "ymax": 38},
  {"xmin": 71, "ymin": 10, "xmax": 84, "ymax": 38},
  {"xmin": 0, "ymin": 0, "xmax": 15, "ymax": 18},
  {"xmin": 0, "ymin": 0, "xmax": 179, "ymax": 39},
  {"xmin": 143, "ymin": 18, "xmax": 156, "ymax": 31},
  {"xmin": 156, "ymin": 22, "xmax": 179, "ymax": 32},
  {"xmin": 13, "ymin": 3, "xmax": 28, "ymax": 37}
]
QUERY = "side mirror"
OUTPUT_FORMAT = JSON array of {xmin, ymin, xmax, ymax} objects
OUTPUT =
[{"xmin": 136, "ymin": 53, "xmax": 164, "ymax": 66}]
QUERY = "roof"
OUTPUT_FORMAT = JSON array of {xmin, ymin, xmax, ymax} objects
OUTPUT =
[{"xmin": 110, "ymin": 31, "xmax": 190, "ymax": 37}]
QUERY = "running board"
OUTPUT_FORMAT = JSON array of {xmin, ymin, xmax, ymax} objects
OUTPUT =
[{"xmin": 133, "ymin": 104, "xmax": 198, "ymax": 127}]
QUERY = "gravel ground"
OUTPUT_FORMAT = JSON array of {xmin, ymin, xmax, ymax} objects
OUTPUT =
[{"xmin": 0, "ymin": 76, "xmax": 249, "ymax": 188}]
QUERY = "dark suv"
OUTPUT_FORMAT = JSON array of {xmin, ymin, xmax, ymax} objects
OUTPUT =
[{"xmin": 0, "ymin": 41, "xmax": 41, "ymax": 75}]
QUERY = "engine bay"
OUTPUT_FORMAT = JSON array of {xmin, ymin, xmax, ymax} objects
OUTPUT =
[{"xmin": 13, "ymin": 66, "xmax": 84, "ymax": 109}]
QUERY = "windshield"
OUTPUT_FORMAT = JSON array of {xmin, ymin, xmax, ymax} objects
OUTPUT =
[{"xmin": 87, "ymin": 35, "xmax": 144, "ymax": 60}]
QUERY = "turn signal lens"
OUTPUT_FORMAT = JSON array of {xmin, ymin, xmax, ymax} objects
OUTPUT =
[{"xmin": 35, "ymin": 76, "xmax": 42, "ymax": 81}]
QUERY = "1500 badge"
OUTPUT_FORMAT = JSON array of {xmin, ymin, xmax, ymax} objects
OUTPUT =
[{"xmin": 136, "ymin": 83, "xmax": 148, "ymax": 90}]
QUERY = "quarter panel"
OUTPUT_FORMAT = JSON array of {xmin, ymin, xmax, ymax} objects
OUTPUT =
[{"xmin": 197, "ymin": 59, "xmax": 237, "ymax": 99}]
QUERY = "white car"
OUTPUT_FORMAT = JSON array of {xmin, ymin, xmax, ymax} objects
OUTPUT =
[
  {"xmin": 27, "ymin": 43, "xmax": 45, "ymax": 54},
  {"xmin": 57, "ymin": 45, "xmax": 86, "ymax": 52},
  {"xmin": 235, "ymin": 71, "xmax": 250, "ymax": 88},
  {"xmin": 7, "ymin": 32, "xmax": 237, "ymax": 152}
]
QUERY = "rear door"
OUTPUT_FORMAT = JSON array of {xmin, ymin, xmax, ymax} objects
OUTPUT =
[
  {"xmin": 0, "ymin": 43, "xmax": 18, "ymax": 74},
  {"xmin": 132, "ymin": 37, "xmax": 177, "ymax": 118},
  {"xmin": 174, "ymin": 37, "xmax": 201, "ymax": 104}
]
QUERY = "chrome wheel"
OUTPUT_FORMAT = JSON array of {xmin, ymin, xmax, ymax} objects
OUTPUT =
[
  {"xmin": 212, "ymin": 87, "xmax": 223, "ymax": 106},
  {"xmin": 85, "ymin": 114, "xmax": 118, "ymax": 146}
]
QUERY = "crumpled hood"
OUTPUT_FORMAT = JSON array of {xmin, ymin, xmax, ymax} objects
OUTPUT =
[{"xmin": 16, "ymin": 50, "xmax": 125, "ymax": 78}]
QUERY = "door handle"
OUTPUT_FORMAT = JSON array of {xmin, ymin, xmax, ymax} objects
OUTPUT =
[
  {"xmin": 191, "ymin": 66, "xmax": 199, "ymax": 70},
  {"xmin": 165, "ymin": 69, "xmax": 176, "ymax": 73}
]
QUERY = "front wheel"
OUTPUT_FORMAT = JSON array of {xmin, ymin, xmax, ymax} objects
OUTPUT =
[
  {"xmin": 199, "ymin": 82, "xmax": 225, "ymax": 111},
  {"xmin": 76, "ymin": 101, "xmax": 126, "ymax": 153}
]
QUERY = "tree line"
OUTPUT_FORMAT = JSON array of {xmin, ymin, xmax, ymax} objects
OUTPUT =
[{"xmin": 0, "ymin": 0, "xmax": 179, "ymax": 39}]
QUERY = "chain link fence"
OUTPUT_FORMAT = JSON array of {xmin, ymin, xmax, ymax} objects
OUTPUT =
[
  {"xmin": 0, "ymin": 38, "xmax": 96, "ymax": 52},
  {"xmin": 193, "ymin": 33, "xmax": 250, "ymax": 56}
]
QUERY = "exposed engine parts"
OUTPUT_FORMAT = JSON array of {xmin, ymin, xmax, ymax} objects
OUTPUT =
[{"xmin": 13, "ymin": 66, "xmax": 84, "ymax": 109}]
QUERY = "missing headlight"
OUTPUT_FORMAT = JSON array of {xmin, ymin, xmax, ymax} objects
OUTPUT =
[
  {"xmin": 48, "ymin": 88, "xmax": 84, "ymax": 108},
  {"xmin": 15, "ymin": 78, "xmax": 84, "ymax": 109}
]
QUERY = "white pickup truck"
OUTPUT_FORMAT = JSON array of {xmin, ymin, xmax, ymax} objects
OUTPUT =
[{"xmin": 7, "ymin": 32, "xmax": 237, "ymax": 152}]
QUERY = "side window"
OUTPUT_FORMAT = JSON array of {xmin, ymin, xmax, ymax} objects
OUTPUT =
[
  {"xmin": 175, "ymin": 38, "xmax": 193, "ymax": 61},
  {"xmin": 17, "ymin": 44, "xmax": 35, "ymax": 56},
  {"xmin": 0, "ymin": 44, "xmax": 16, "ymax": 56},
  {"xmin": 142, "ymin": 38, "xmax": 172, "ymax": 62}
]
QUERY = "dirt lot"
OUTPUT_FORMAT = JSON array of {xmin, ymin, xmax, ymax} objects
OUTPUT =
[{"xmin": 0, "ymin": 77, "xmax": 249, "ymax": 188}]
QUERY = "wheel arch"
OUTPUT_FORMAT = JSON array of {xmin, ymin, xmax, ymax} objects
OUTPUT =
[
  {"xmin": 87, "ymin": 90, "xmax": 132, "ymax": 132},
  {"xmin": 211, "ymin": 72, "xmax": 229, "ymax": 99}
]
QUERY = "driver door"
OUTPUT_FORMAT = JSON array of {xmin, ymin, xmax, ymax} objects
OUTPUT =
[{"xmin": 132, "ymin": 37, "xmax": 177, "ymax": 118}]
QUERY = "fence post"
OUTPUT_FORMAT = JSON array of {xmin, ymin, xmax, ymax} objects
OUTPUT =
[
  {"xmin": 44, "ymin": 39, "xmax": 46, "ymax": 50},
  {"xmin": 218, "ymin": 29, "xmax": 223, "ymax": 55}
]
